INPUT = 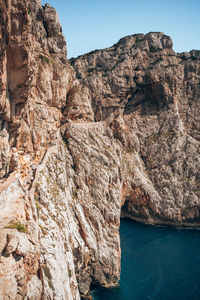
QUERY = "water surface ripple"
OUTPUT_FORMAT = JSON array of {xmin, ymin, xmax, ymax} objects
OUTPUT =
[{"xmin": 92, "ymin": 218, "xmax": 200, "ymax": 300}]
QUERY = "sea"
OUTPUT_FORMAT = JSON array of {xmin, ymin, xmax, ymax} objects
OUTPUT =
[{"xmin": 92, "ymin": 218, "xmax": 200, "ymax": 300}]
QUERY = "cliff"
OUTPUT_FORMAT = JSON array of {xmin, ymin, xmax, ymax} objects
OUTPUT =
[
  {"xmin": 0, "ymin": 1, "xmax": 120, "ymax": 298},
  {"xmin": 0, "ymin": 0, "xmax": 200, "ymax": 299},
  {"xmin": 71, "ymin": 33, "xmax": 200, "ymax": 226}
]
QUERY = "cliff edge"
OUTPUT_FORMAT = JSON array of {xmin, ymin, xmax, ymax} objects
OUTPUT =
[
  {"xmin": 71, "ymin": 32, "xmax": 200, "ymax": 226},
  {"xmin": 0, "ymin": 0, "xmax": 200, "ymax": 299}
]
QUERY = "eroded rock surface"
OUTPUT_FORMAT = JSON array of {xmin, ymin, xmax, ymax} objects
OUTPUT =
[
  {"xmin": 0, "ymin": 0, "xmax": 200, "ymax": 299},
  {"xmin": 0, "ymin": 0, "xmax": 121, "ymax": 298},
  {"xmin": 0, "ymin": 0, "xmax": 79, "ymax": 299},
  {"xmin": 71, "ymin": 32, "xmax": 200, "ymax": 226}
]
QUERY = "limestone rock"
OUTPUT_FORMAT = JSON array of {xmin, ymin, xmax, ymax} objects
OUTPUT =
[
  {"xmin": 71, "ymin": 31, "xmax": 200, "ymax": 226},
  {"xmin": 0, "ymin": 0, "xmax": 77, "ymax": 298},
  {"xmin": 0, "ymin": 0, "xmax": 200, "ymax": 299}
]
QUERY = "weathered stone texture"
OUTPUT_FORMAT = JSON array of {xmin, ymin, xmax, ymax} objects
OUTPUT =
[
  {"xmin": 71, "ymin": 32, "xmax": 200, "ymax": 226},
  {"xmin": 0, "ymin": 0, "xmax": 79, "ymax": 299},
  {"xmin": 0, "ymin": 0, "xmax": 200, "ymax": 299}
]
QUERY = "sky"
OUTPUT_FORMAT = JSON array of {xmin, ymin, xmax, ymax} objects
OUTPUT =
[{"xmin": 41, "ymin": 0, "xmax": 200, "ymax": 59}]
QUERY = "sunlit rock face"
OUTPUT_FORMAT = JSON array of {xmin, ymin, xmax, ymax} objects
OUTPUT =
[
  {"xmin": 0, "ymin": 0, "xmax": 200, "ymax": 299},
  {"xmin": 0, "ymin": 0, "xmax": 121, "ymax": 299},
  {"xmin": 71, "ymin": 32, "xmax": 200, "ymax": 226},
  {"xmin": 0, "ymin": 0, "xmax": 79, "ymax": 298}
]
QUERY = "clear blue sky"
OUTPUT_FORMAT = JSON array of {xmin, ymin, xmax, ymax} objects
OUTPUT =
[{"xmin": 41, "ymin": 0, "xmax": 200, "ymax": 59}]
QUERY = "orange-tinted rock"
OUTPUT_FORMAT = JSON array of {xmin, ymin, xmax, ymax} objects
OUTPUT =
[
  {"xmin": 71, "ymin": 32, "xmax": 200, "ymax": 226},
  {"xmin": 1, "ymin": 0, "xmax": 200, "ymax": 299}
]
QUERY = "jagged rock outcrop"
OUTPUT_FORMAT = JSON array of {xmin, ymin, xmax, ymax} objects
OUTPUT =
[
  {"xmin": 0, "ymin": 0, "xmax": 79, "ymax": 299},
  {"xmin": 71, "ymin": 32, "xmax": 200, "ymax": 226},
  {"xmin": 0, "ymin": 0, "xmax": 200, "ymax": 299},
  {"xmin": 0, "ymin": 1, "xmax": 121, "ymax": 299}
]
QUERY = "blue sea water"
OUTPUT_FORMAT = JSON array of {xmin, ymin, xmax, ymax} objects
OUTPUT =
[{"xmin": 92, "ymin": 218, "xmax": 200, "ymax": 300}]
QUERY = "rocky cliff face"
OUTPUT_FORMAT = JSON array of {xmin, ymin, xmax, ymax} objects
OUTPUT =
[
  {"xmin": 0, "ymin": 1, "xmax": 121, "ymax": 299},
  {"xmin": 0, "ymin": 0, "xmax": 200, "ymax": 299},
  {"xmin": 0, "ymin": 1, "xmax": 80, "ymax": 299},
  {"xmin": 71, "ymin": 32, "xmax": 200, "ymax": 226}
]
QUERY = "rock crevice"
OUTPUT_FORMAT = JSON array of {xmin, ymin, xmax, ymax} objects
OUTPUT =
[{"xmin": 0, "ymin": 1, "xmax": 200, "ymax": 299}]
